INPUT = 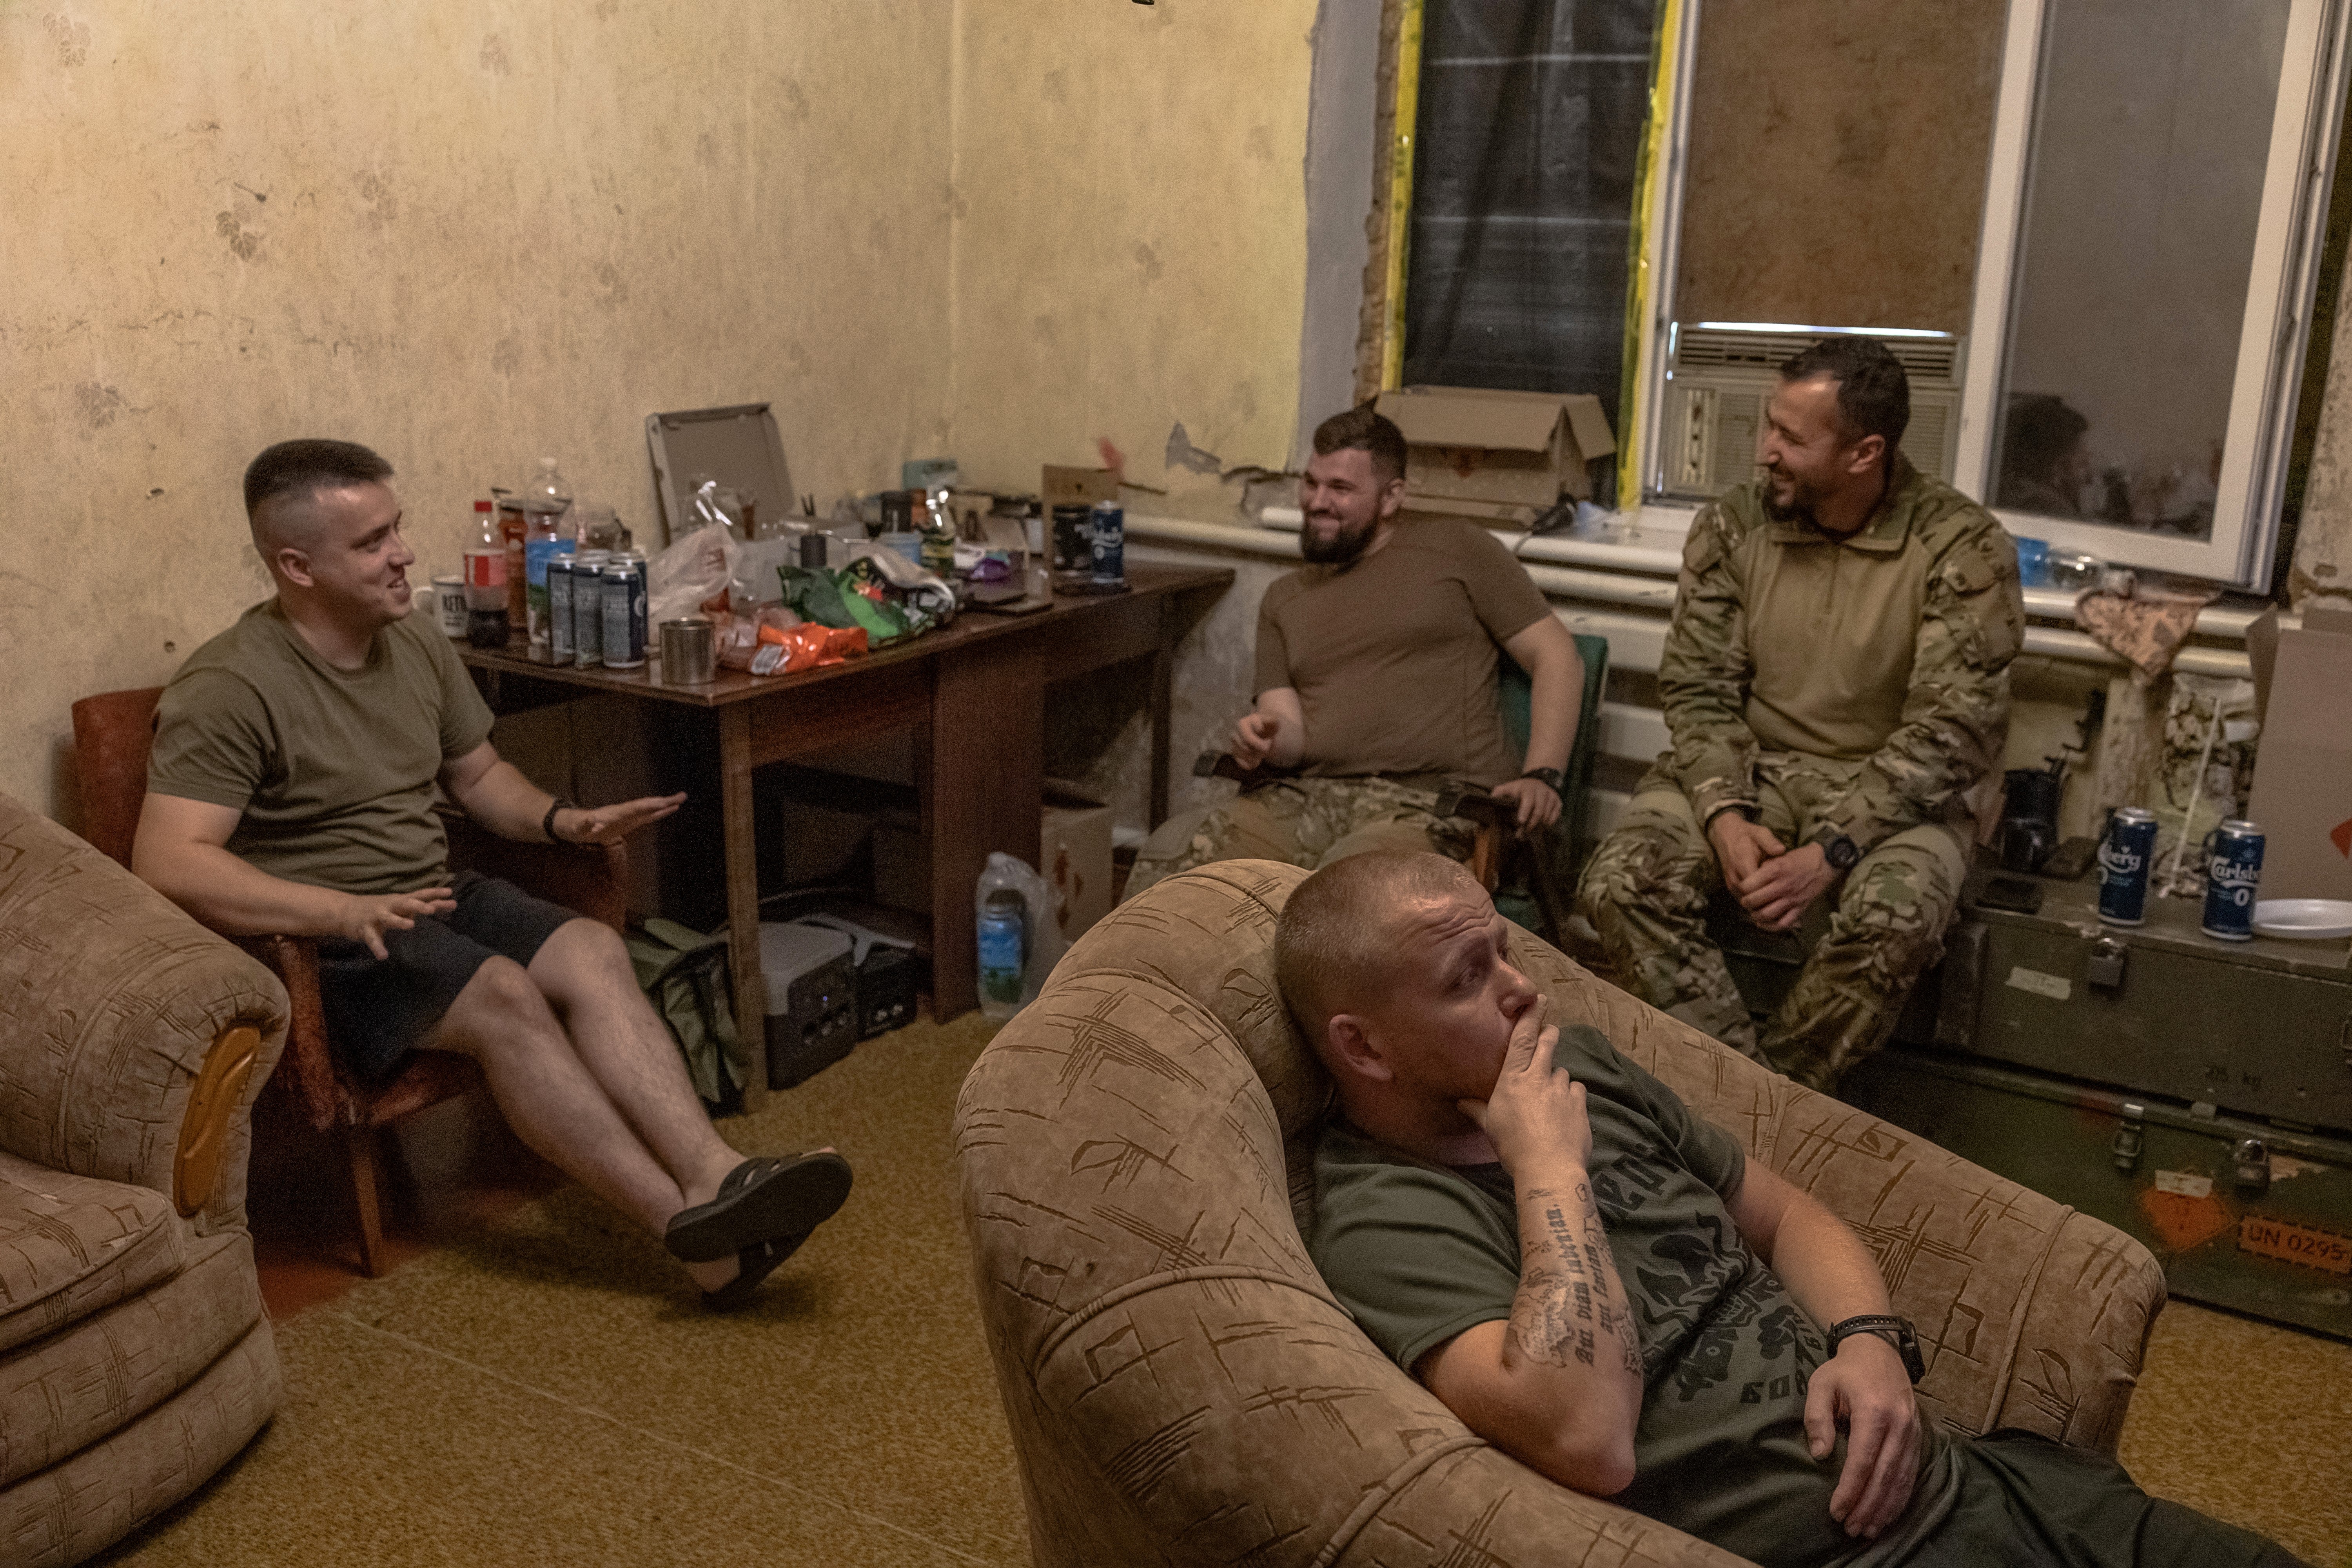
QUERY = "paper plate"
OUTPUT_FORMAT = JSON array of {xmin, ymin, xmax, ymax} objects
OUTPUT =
[{"xmin": 2249, "ymin": 899, "xmax": 2352, "ymax": 940}]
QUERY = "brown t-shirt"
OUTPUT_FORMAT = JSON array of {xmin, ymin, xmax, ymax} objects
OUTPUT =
[
  {"xmin": 148, "ymin": 601, "xmax": 496, "ymax": 895},
  {"xmin": 1254, "ymin": 517, "xmax": 1551, "ymax": 786}
]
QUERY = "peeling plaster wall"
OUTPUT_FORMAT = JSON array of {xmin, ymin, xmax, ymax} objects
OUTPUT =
[
  {"xmin": 2294, "ymin": 243, "xmax": 2352, "ymax": 608},
  {"xmin": 947, "ymin": 0, "xmax": 1318, "ymax": 518},
  {"xmin": 4, "ymin": 3, "xmax": 954, "ymax": 822}
]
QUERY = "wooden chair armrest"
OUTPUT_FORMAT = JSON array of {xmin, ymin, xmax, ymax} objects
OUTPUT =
[{"xmin": 237, "ymin": 934, "xmax": 342, "ymax": 1133}]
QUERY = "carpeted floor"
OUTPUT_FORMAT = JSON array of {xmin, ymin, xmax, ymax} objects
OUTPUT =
[{"xmin": 100, "ymin": 1012, "xmax": 2350, "ymax": 1567}]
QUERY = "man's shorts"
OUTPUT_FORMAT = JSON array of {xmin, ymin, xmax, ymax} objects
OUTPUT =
[{"xmin": 316, "ymin": 872, "xmax": 581, "ymax": 1083}]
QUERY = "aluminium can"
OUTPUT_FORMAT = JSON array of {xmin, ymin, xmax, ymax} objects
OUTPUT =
[
  {"xmin": 547, "ymin": 558, "xmax": 576, "ymax": 662},
  {"xmin": 2096, "ymin": 807, "xmax": 2159, "ymax": 926},
  {"xmin": 1051, "ymin": 503, "xmax": 1092, "ymax": 574},
  {"xmin": 2200, "ymin": 819, "xmax": 2265, "ymax": 942},
  {"xmin": 602, "ymin": 553, "xmax": 648, "ymax": 669},
  {"xmin": 571, "ymin": 552, "xmax": 608, "ymax": 668},
  {"xmin": 1087, "ymin": 501, "xmax": 1124, "ymax": 585}
]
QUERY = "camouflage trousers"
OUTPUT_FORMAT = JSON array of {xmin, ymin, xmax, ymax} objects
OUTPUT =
[
  {"xmin": 1124, "ymin": 776, "xmax": 1478, "ymax": 900},
  {"xmin": 1575, "ymin": 753, "xmax": 1971, "ymax": 1092}
]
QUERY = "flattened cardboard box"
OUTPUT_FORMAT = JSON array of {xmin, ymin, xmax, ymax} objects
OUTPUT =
[
  {"xmin": 1374, "ymin": 385, "xmax": 1616, "ymax": 520},
  {"xmin": 2245, "ymin": 605, "xmax": 2352, "ymax": 901}
]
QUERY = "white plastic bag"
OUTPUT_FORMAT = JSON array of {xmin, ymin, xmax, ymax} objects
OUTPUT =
[
  {"xmin": 974, "ymin": 851, "xmax": 1070, "ymax": 1022},
  {"xmin": 648, "ymin": 523, "xmax": 737, "ymax": 628}
]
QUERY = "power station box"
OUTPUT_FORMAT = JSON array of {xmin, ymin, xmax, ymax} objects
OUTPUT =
[{"xmin": 758, "ymin": 921, "xmax": 858, "ymax": 1090}]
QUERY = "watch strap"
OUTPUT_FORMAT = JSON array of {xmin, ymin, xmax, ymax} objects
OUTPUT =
[
  {"xmin": 1519, "ymin": 766, "xmax": 1565, "ymax": 792},
  {"xmin": 1826, "ymin": 1314, "xmax": 1924, "ymax": 1383},
  {"xmin": 543, "ymin": 797, "xmax": 577, "ymax": 845}
]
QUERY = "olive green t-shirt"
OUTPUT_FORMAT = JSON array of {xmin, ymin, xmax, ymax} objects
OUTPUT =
[
  {"xmin": 1311, "ymin": 1024, "xmax": 1951, "ymax": 1568},
  {"xmin": 148, "ymin": 601, "xmax": 495, "ymax": 895},
  {"xmin": 1254, "ymin": 517, "xmax": 1551, "ymax": 787}
]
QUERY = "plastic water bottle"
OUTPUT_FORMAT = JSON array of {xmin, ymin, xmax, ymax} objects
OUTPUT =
[{"xmin": 978, "ymin": 890, "xmax": 1027, "ymax": 1021}]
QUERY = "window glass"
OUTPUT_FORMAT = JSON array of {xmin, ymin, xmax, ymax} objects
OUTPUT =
[
  {"xmin": 1402, "ymin": 0, "xmax": 1655, "ymax": 426},
  {"xmin": 1991, "ymin": 0, "xmax": 2292, "ymax": 537}
]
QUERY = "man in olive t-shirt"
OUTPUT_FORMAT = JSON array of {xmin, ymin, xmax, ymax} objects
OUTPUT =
[
  {"xmin": 1283, "ymin": 851, "xmax": 2303, "ymax": 1568},
  {"xmin": 1127, "ymin": 407, "xmax": 1584, "ymax": 897},
  {"xmin": 135, "ymin": 439, "xmax": 851, "ymax": 1309}
]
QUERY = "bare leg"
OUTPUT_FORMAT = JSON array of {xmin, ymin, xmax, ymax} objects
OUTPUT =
[
  {"xmin": 426, "ymin": 955, "xmax": 737, "ymax": 1292},
  {"xmin": 526, "ymin": 920, "xmax": 742, "ymax": 1209}
]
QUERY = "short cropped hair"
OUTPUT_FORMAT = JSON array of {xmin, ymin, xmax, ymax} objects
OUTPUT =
[
  {"xmin": 2003, "ymin": 393, "xmax": 2089, "ymax": 483},
  {"xmin": 1779, "ymin": 337, "xmax": 1909, "ymax": 455},
  {"xmin": 1311, "ymin": 406, "xmax": 1409, "ymax": 486},
  {"xmin": 1275, "ymin": 851, "xmax": 1481, "ymax": 1042},
  {"xmin": 243, "ymin": 439, "xmax": 394, "ymax": 519}
]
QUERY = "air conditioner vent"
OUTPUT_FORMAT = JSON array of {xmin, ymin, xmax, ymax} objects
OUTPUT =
[{"xmin": 1676, "ymin": 325, "xmax": 1963, "ymax": 386}]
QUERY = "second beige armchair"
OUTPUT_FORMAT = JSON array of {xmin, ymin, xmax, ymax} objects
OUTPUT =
[{"xmin": 954, "ymin": 860, "xmax": 2166, "ymax": 1568}]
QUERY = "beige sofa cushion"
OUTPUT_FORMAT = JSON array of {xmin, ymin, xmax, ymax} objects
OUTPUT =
[
  {"xmin": 0, "ymin": 1228, "xmax": 262, "ymax": 1486},
  {"xmin": 0, "ymin": 1154, "xmax": 182, "ymax": 1356}
]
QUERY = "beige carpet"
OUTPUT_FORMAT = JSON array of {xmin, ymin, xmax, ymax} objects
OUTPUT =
[{"xmin": 100, "ymin": 1011, "xmax": 2349, "ymax": 1567}]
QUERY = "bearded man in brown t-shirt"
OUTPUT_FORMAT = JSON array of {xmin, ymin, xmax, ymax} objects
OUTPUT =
[{"xmin": 1127, "ymin": 407, "xmax": 1584, "ymax": 897}]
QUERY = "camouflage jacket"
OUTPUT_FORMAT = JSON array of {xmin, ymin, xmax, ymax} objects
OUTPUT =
[{"xmin": 1657, "ymin": 453, "xmax": 2024, "ymax": 851}]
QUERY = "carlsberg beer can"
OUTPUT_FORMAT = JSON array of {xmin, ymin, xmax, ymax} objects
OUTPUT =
[
  {"xmin": 2096, "ymin": 807, "xmax": 2159, "ymax": 926},
  {"xmin": 2200, "ymin": 819, "xmax": 2265, "ymax": 942}
]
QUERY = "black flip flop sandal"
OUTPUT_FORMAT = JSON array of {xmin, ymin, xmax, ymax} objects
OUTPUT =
[
  {"xmin": 664, "ymin": 1151, "xmax": 852, "ymax": 1264},
  {"xmin": 701, "ymin": 1230, "xmax": 809, "ymax": 1312}
]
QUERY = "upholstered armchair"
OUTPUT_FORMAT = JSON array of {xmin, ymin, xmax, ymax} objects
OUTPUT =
[
  {"xmin": 0, "ymin": 792, "xmax": 289, "ymax": 1565},
  {"xmin": 955, "ymin": 861, "xmax": 2166, "ymax": 1568}
]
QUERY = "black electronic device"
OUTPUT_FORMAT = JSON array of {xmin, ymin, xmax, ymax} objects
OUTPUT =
[
  {"xmin": 1975, "ymin": 875, "xmax": 2045, "ymax": 916},
  {"xmin": 797, "ymin": 914, "xmax": 924, "ymax": 1040}
]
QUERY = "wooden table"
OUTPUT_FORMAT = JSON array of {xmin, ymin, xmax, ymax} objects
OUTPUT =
[{"xmin": 459, "ymin": 564, "xmax": 1230, "ymax": 1090}]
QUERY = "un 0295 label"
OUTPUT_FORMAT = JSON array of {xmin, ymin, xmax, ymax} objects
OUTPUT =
[
  {"xmin": 2238, "ymin": 1214, "xmax": 2352, "ymax": 1276},
  {"xmin": 2005, "ymin": 966, "xmax": 2072, "ymax": 1002}
]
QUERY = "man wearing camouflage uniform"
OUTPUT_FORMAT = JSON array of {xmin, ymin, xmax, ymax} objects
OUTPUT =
[
  {"xmin": 1127, "ymin": 407, "xmax": 1583, "ymax": 897},
  {"xmin": 1577, "ymin": 338, "xmax": 2022, "ymax": 1092}
]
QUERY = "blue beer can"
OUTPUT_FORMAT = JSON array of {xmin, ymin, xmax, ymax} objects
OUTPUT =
[
  {"xmin": 547, "ymin": 558, "xmax": 576, "ymax": 664},
  {"xmin": 2200, "ymin": 818, "xmax": 2265, "ymax": 941},
  {"xmin": 602, "ymin": 552, "xmax": 648, "ymax": 669},
  {"xmin": 2096, "ymin": 807, "xmax": 2159, "ymax": 926},
  {"xmin": 1088, "ymin": 501, "xmax": 1125, "ymax": 585},
  {"xmin": 571, "ymin": 552, "xmax": 608, "ymax": 668}
]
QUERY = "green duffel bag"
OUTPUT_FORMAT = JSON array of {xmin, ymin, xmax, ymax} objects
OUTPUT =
[{"xmin": 626, "ymin": 917, "xmax": 745, "ymax": 1116}]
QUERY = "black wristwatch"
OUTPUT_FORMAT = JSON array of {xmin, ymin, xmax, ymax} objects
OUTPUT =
[
  {"xmin": 1519, "ymin": 766, "xmax": 1565, "ymax": 792},
  {"xmin": 543, "ymin": 797, "xmax": 577, "ymax": 845},
  {"xmin": 1826, "ymin": 1314, "xmax": 1925, "ymax": 1383},
  {"xmin": 1812, "ymin": 825, "xmax": 1862, "ymax": 872}
]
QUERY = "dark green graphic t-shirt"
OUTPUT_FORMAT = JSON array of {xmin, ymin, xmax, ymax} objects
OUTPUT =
[{"xmin": 1310, "ymin": 1024, "xmax": 1949, "ymax": 1568}]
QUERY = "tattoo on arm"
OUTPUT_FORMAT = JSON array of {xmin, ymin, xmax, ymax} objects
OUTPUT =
[{"xmin": 1509, "ymin": 1183, "xmax": 1641, "ymax": 1376}]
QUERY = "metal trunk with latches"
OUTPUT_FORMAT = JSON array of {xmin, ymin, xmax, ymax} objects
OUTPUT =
[
  {"xmin": 1950, "ymin": 872, "xmax": 2352, "ymax": 1132},
  {"xmin": 1846, "ymin": 1047, "xmax": 2352, "ymax": 1340}
]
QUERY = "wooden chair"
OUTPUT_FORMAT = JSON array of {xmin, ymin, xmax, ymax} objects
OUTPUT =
[{"xmin": 70, "ymin": 685, "xmax": 627, "ymax": 1277}]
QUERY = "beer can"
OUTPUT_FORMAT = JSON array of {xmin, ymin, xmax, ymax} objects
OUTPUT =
[
  {"xmin": 1088, "ymin": 501, "xmax": 1124, "ymax": 585},
  {"xmin": 603, "ymin": 553, "xmax": 648, "ymax": 669},
  {"xmin": 2096, "ymin": 807, "xmax": 2159, "ymax": 926},
  {"xmin": 2200, "ymin": 819, "xmax": 2265, "ymax": 942},
  {"xmin": 572, "ymin": 553, "xmax": 608, "ymax": 668},
  {"xmin": 1051, "ymin": 504, "xmax": 1091, "ymax": 574},
  {"xmin": 547, "ymin": 558, "xmax": 576, "ymax": 662}
]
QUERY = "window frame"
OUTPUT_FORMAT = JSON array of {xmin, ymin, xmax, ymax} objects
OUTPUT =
[{"xmin": 1606, "ymin": 0, "xmax": 2352, "ymax": 588}]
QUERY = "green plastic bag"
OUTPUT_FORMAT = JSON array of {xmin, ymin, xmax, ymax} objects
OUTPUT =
[{"xmin": 626, "ymin": 917, "xmax": 745, "ymax": 1116}]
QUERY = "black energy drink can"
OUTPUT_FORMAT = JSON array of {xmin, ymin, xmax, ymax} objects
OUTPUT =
[
  {"xmin": 1088, "ymin": 502, "xmax": 1125, "ymax": 585},
  {"xmin": 2200, "ymin": 819, "xmax": 2265, "ymax": 941},
  {"xmin": 2096, "ymin": 807, "xmax": 2159, "ymax": 926}
]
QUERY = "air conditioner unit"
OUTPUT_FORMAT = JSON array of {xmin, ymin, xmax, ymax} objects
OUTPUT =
[{"xmin": 1658, "ymin": 324, "xmax": 1966, "ymax": 501}]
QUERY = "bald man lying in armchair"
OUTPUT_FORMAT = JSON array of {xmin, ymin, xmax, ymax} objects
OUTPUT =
[{"xmin": 1276, "ymin": 851, "xmax": 2303, "ymax": 1568}]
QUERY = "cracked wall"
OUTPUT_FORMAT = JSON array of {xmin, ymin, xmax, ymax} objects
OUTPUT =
[{"xmin": 4, "ymin": 2, "xmax": 955, "ymax": 820}]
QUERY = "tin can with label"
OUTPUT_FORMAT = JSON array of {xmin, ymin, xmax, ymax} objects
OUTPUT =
[
  {"xmin": 2200, "ymin": 819, "xmax": 2265, "ymax": 941},
  {"xmin": 547, "ymin": 558, "xmax": 576, "ymax": 662},
  {"xmin": 603, "ymin": 552, "xmax": 648, "ymax": 669},
  {"xmin": 523, "ymin": 536, "xmax": 574, "ymax": 648},
  {"xmin": 2096, "ymin": 807, "xmax": 2159, "ymax": 926},
  {"xmin": 1087, "ymin": 501, "xmax": 1124, "ymax": 585},
  {"xmin": 571, "ymin": 552, "xmax": 608, "ymax": 668},
  {"xmin": 1051, "ymin": 504, "xmax": 1092, "ymax": 575}
]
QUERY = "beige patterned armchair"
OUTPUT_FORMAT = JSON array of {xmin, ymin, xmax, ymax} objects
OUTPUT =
[
  {"xmin": 955, "ymin": 861, "xmax": 2166, "ymax": 1568},
  {"xmin": 0, "ymin": 794, "xmax": 288, "ymax": 1565}
]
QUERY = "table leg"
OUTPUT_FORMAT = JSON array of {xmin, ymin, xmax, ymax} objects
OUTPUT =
[
  {"xmin": 1149, "ymin": 632, "xmax": 1174, "ymax": 831},
  {"xmin": 928, "ymin": 638, "xmax": 1044, "ymax": 1021},
  {"xmin": 718, "ymin": 703, "xmax": 769, "ymax": 1110}
]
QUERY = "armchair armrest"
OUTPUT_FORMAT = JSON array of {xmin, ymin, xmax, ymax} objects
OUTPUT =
[{"xmin": 0, "ymin": 801, "xmax": 286, "ymax": 1234}]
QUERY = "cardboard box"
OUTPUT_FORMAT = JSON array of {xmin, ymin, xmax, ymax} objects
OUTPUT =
[
  {"xmin": 2244, "ymin": 606, "xmax": 2352, "ymax": 901},
  {"xmin": 871, "ymin": 780, "xmax": 1114, "ymax": 941},
  {"xmin": 1042, "ymin": 465, "xmax": 1119, "ymax": 514},
  {"xmin": 1374, "ymin": 385, "xmax": 1616, "ymax": 520},
  {"xmin": 1041, "ymin": 781, "xmax": 1114, "ymax": 942}
]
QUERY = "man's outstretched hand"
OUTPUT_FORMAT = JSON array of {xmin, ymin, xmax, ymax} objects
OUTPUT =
[
  {"xmin": 1807, "ymin": 1333, "xmax": 1920, "ymax": 1540},
  {"xmin": 555, "ymin": 793, "xmax": 687, "ymax": 846}
]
